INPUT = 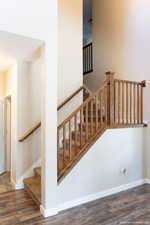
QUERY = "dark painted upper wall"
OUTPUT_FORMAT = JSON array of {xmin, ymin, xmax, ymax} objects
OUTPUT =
[{"xmin": 83, "ymin": 0, "xmax": 92, "ymax": 46}]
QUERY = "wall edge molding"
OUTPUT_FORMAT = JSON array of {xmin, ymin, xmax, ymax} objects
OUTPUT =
[
  {"xmin": 11, "ymin": 178, "xmax": 24, "ymax": 190},
  {"xmin": 40, "ymin": 205, "xmax": 58, "ymax": 218}
]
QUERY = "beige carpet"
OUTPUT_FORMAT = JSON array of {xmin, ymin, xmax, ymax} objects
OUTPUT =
[{"xmin": 0, "ymin": 172, "xmax": 14, "ymax": 193}]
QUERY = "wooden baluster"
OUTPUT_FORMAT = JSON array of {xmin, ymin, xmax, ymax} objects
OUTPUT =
[
  {"xmin": 141, "ymin": 80, "xmax": 146, "ymax": 124},
  {"xmin": 69, "ymin": 120, "xmax": 72, "ymax": 161},
  {"xmin": 57, "ymin": 129, "xmax": 60, "ymax": 172},
  {"xmin": 95, "ymin": 94, "xmax": 98, "ymax": 130},
  {"xmin": 80, "ymin": 108, "xmax": 83, "ymax": 148},
  {"xmin": 86, "ymin": 104, "xmax": 88, "ymax": 141},
  {"xmin": 97, "ymin": 92, "xmax": 101, "ymax": 127},
  {"xmin": 106, "ymin": 72, "xmax": 115, "ymax": 126},
  {"xmin": 122, "ymin": 81, "xmax": 124, "ymax": 124},
  {"xmin": 130, "ymin": 83, "xmax": 132, "ymax": 124},
  {"xmin": 91, "ymin": 99, "xmax": 94, "ymax": 135},
  {"xmin": 74, "ymin": 114, "xmax": 77, "ymax": 153},
  {"xmin": 118, "ymin": 81, "xmax": 121, "ymax": 124},
  {"xmin": 105, "ymin": 86, "xmax": 108, "ymax": 125},
  {"xmin": 63, "ymin": 125, "xmax": 66, "ymax": 168},
  {"xmin": 126, "ymin": 82, "xmax": 128, "ymax": 124},
  {"xmin": 133, "ymin": 84, "xmax": 136, "ymax": 124},
  {"xmin": 100, "ymin": 90, "xmax": 103, "ymax": 126},
  {"xmin": 114, "ymin": 80, "xmax": 116, "ymax": 124},
  {"xmin": 137, "ymin": 84, "xmax": 140, "ymax": 124},
  {"xmin": 141, "ymin": 85, "xmax": 144, "ymax": 124}
]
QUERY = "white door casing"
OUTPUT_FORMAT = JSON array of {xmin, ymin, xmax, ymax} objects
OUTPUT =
[{"xmin": 0, "ymin": 99, "xmax": 5, "ymax": 174}]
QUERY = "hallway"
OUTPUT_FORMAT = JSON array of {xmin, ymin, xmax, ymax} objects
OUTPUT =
[{"xmin": 0, "ymin": 184, "xmax": 150, "ymax": 225}]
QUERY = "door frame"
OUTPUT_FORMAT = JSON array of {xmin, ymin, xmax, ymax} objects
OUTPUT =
[
  {"xmin": 0, "ymin": 98, "xmax": 5, "ymax": 174},
  {"xmin": 4, "ymin": 95, "xmax": 11, "ymax": 174}
]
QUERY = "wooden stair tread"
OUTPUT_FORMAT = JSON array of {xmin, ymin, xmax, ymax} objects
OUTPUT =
[
  {"xmin": 24, "ymin": 177, "xmax": 41, "ymax": 206},
  {"xmin": 34, "ymin": 167, "xmax": 41, "ymax": 177}
]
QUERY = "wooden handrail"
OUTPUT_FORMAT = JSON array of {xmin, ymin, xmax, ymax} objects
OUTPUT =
[
  {"xmin": 83, "ymin": 84, "xmax": 92, "ymax": 95},
  {"xmin": 19, "ymin": 85, "xmax": 91, "ymax": 142},
  {"xmin": 58, "ymin": 79, "xmax": 108, "ymax": 129},
  {"xmin": 19, "ymin": 122, "xmax": 41, "ymax": 142},
  {"xmin": 57, "ymin": 85, "xmax": 91, "ymax": 111}
]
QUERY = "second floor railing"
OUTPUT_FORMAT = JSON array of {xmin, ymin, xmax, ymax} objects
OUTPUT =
[{"xmin": 83, "ymin": 43, "xmax": 93, "ymax": 75}]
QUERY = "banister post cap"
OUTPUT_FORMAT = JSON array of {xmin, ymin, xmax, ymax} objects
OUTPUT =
[
  {"xmin": 141, "ymin": 80, "xmax": 146, "ymax": 87},
  {"xmin": 105, "ymin": 71, "xmax": 115, "ymax": 79}
]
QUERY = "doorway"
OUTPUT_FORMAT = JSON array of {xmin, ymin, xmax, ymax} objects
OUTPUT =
[
  {"xmin": 0, "ymin": 96, "xmax": 13, "ymax": 193},
  {"xmin": 4, "ymin": 96, "xmax": 11, "ymax": 173}
]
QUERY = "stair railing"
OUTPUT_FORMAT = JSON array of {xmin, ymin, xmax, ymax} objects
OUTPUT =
[
  {"xmin": 19, "ymin": 85, "xmax": 91, "ymax": 142},
  {"xmin": 19, "ymin": 122, "xmax": 41, "ymax": 142},
  {"xmin": 57, "ymin": 72, "xmax": 146, "ymax": 181},
  {"xmin": 57, "ymin": 85, "xmax": 91, "ymax": 111},
  {"xmin": 58, "ymin": 75, "xmax": 109, "ymax": 181},
  {"xmin": 113, "ymin": 78, "xmax": 146, "ymax": 127}
]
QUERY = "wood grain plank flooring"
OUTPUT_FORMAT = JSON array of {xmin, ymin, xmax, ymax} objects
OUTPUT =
[{"xmin": 1, "ymin": 184, "xmax": 150, "ymax": 225}]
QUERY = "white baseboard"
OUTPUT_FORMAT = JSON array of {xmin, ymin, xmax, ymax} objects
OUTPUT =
[
  {"xmin": 58, "ymin": 179, "xmax": 145, "ymax": 213},
  {"xmin": 41, "ymin": 179, "xmax": 146, "ymax": 218},
  {"xmin": 11, "ymin": 178, "xmax": 24, "ymax": 190},
  {"xmin": 40, "ymin": 205, "xmax": 58, "ymax": 218}
]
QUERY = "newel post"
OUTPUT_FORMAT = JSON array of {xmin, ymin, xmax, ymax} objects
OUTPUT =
[{"xmin": 106, "ymin": 71, "xmax": 115, "ymax": 126}]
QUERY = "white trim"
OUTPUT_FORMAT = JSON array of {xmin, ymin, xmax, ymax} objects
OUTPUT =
[
  {"xmin": 40, "ymin": 205, "xmax": 58, "ymax": 218},
  {"xmin": 58, "ymin": 179, "xmax": 145, "ymax": 212},
  {"xmin": 143, "ymin": 178, "xmax": 150, "ymax": 184},
  {"xmin": 11, "ymin": 178, "xmax": 24, "ymax": 190},
  {"xmin": 40, "ymin": 179, "xmax": 146, "ymax": 218},
  {"xmin": 30, "ymin": 179, "xmax": 149, "ymax": 218}
]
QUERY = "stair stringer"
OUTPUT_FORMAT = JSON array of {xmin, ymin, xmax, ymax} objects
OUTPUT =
[{"xmin": 58, "ymin": 125, "xmax": 107, "ymax": 183}]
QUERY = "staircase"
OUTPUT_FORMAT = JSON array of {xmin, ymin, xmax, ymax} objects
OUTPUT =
[
  {"xmin": 24, "ymin": 167, "xmax": 41, "ymax": 206},
  {"xmin": 19, "ymin": 72, "xmax": 146, "ymax": 207}
]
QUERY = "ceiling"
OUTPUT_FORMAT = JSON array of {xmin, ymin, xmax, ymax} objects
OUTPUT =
[{"xmin": 0, "ymin": 31, "xmax": 43, "ymax": 72}]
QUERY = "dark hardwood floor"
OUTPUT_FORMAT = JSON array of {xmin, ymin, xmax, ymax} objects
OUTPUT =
[
  {"xmin": 0, "ymin": 172, "xmax": 14, "ymax": 193},
  {"xmin": 1, "ymin": 184, "xmax": 150, "ymax": 225}
]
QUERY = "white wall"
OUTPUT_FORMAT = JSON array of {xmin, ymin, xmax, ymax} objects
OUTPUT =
[
  {"xmin": 0, "ymin": 0, "xmax": 58, "ymax": 214},
  {"xmin": 58, "ymin": 0, "xmax": 83, "ymax": 104},
  {"xmin": 58, "ymin": 0, "xmax": 83, "ymax": 124},
  {"xmin": 59, "ymin": 128, "xmax": 144, "ymax": 205},
  {"xmin": 58, "ymin": 0, "xmax": 150, "ymax": 210}
]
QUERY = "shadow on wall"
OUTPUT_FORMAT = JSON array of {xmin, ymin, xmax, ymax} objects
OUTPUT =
[{"xmin": 83, "ymin": 0, "xmax": 131, "ymax": 92}]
